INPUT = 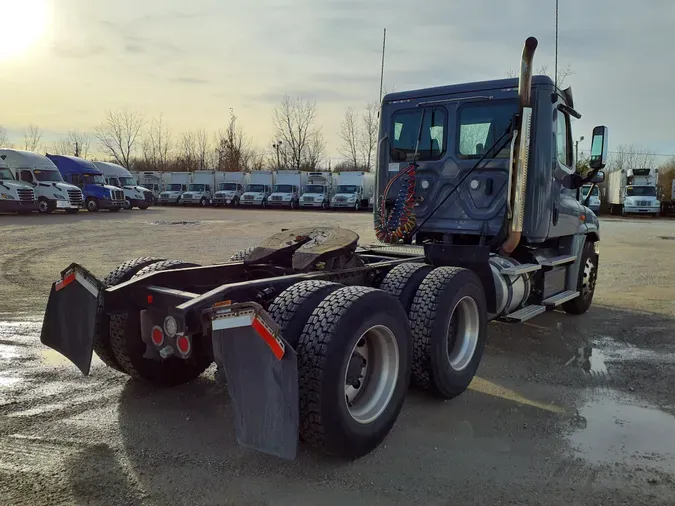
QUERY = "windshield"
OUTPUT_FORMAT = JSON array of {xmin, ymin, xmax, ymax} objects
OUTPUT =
[
  {"xmin": 626, "ymin": 186, "xmax": 656, "ymax": 197},
  {"xmin": 166, "ymin": 184, "xmax": 183, "ymax": 191},
  {"xmin": 305, "ymin": 185, "xmax": 325, "ymax": 193},
  {"xmin": 119, "ymin": 176, "xmax": 136, "ymax": 186},
  {"xmin": 83, "ymin": 174, "xmax": 105, "ymax": 185},
  {"xmin": 391, "ymin": 106, "xmax": 446, "ymax": 162},
  {"xmin": 246, "ymin": 184, "xmax": 266, "ymax": 192},
  {"xmin": 34, "ymin": 169, "xmax": 63, "ymax": 182},
  {"xmin": 458, "ymin": 100, "xmax": 518, "ymax": 158},
  {"xmin": 336, "ymin": 185, "xmax": 359, "ymax": 193},
  {"xmin": 582, "ymin": 186, "xmax": 599, "ymax": 197},
  {"xmin": 274, "ymin": 184, "xmax": 294, "ymax": 192},
  {"xmin": 107, "ymin": 177, "xmax": 120, "ymax": 186},
  {"xmin": 0, "ymin": 168, "xmax": 15, "ymax": 181},
  {"xmin": 188, "ymin": 184, "xmax": 205, "ymax": 192},
  {"xmin": 218, "ymin": 183, "xmax": 237, "ymax": 191}
]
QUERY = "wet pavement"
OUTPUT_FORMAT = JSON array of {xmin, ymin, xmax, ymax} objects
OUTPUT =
[{"xmin": 0, "ymin": 208, "xmax": 674, "ymax": 505}]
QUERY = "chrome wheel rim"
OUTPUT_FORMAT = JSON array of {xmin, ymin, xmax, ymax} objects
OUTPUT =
[
  {"xmin": 87, "ymin": 200, "xmax": 96, "ymax": 211},
  {"xmin": 446, "ymin": 296, "xmax": 480, "ymax": 371},
  {"xmin": 38, "ymin": 200, "xmax": 48, "ymax": 212},
  {"xmin": 582, "ymin": 256, "xmax": 597, "ymax": 300},
  {"xmin": 344, "ymin": 325, "xmax": 400, "ymax": 425}
]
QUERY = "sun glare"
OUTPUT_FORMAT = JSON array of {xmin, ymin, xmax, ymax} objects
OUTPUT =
[{"xmin": 0, "ymin": 0, "xmax": 48, "ymax": 60}]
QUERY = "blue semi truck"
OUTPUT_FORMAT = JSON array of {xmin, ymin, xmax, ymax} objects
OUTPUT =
[{"xmin": 46, "ymin": 154, "xmax": 126, "ymax": 212}]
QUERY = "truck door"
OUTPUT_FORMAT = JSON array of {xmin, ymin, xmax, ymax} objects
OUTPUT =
[{"xmin": 20, "ymin": 170, "xmax": 34, "ymax": 183}]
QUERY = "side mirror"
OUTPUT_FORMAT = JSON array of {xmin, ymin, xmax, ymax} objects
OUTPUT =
[
  {"xmin": 589, "ymin": 126, "xmax": 608, "ymax": 170},
  {"xmin": 590, "ymin": 170, "xmax": 605, "ymax": 184}
]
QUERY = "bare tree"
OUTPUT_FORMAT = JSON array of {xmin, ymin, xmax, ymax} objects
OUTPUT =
[
  {"xmin": 338, "ymin": 108, "xmax": 360, "ymax": 170},
  {"xmin": 23, "ymin": 124, "xmax": 43, "ymax": 151},
  {"xmin": 272, "ymin": 95, "xmax": 319, "ymax": 171},
  {"xmin": 215, "ymin": 109, "xmax": 253, "ymax": 172},
  {"xmin": 142, "ymin": 114, "xmax": 173, "ymax": 171},
  {"xmin": 195, "ymin": 128, "xmax": 210, "ymax": 170},
  {"xmin": 249, "ymin": 149, "xmax": 267, "ymax": 171},
  {"xmin": 177, "ymin": 131, "xmax": 199, "ymax": 171},
  {"xmin": 506, "ymin": 63, "xmax": 574, "ymax": 87},
  {"xmin": 303, "ymin": 130, "xmax": 326, "ymax": 171},
  {"xmin": 94, "ymin": 109, "xmax": 145, "ymax": 168},
  {"xmin": 610, "ymin": 144, "xmax": 657, "ymax": 173},
  {"xmin": 0, "ymin": 126, "xmax": 9, "ymax": 148},
  {"xmin": 51, "ymin": 130, "xmax": 91, "ymax": 157},
  {"xmin": 360, "ymin": 102, "xmax": 379, "ymax": 171}
]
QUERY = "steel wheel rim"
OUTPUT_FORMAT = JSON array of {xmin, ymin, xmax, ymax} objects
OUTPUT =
[
  {"xmin": 446, "ymin": 296, "xmax": 480, "ymax": 371},
  {"xmin": 582, "ymin": 257, "xmax": 597, "ymax": 300},
  {"xmin": 344, "ymin": 325, "xmax": 399, "ymax": 425},
  {"xmin": 125, "ymin": 199, "xmax": 132, "ymax": 209},
  {"xmin": 87, "ymin": 200, "xmax": 96, "ymax": 211},
  {"xmin": 38, "ymin": 200, "xmax": 48, "ymax": 212}
]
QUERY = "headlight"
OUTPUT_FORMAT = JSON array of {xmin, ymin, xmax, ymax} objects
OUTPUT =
[
  {"xmin": 0, "ymin": 193, "xmax": 14, "ymax": 200},
  {"xmin": 54, "ymin": 193, "xmax": 66, "ymax": 200}
]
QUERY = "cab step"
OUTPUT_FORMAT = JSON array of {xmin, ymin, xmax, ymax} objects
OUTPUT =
[
  {"xmin": 542, "ymin": 290, "xmax": 580, "ymax": 307},
  {"xmin": 502, "ymin": 305, "xmax": 546, "ymax": 323},
  {"xmin": 540, "ymin": 255, "xmax": 577, "ymax": 267},
  {"xmin": 501, "ymin": 263, "xmax": 542, "ymax": 276}
]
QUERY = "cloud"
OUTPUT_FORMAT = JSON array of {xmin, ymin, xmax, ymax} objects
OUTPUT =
[
  {"xmin": 171, "ymin": 77, "xmax": 210, "ymax": 85},
  {"xmin": 124, "ymin": 44, "xmax": 145, "ymax": 54}
]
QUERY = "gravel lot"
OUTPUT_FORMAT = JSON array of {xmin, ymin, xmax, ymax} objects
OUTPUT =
[{"xmin": 1, "ymin": 207, "xmax": 674, "ymax": 505}]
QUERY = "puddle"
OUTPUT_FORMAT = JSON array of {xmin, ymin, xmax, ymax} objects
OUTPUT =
[
  {"xmin": 659, "ymin": 236, "xmax": 675, "ymax": 240},
  {"xmin": 149, "ymin": 220, "xmax": 201, "ymax": 226},
  {"xmin": 565, "ymin": 346, "xmax": 609, "ymax": 376},
  {"xmin": 567, "ymin": 390, "xmax": 675, "ymax": 472}
]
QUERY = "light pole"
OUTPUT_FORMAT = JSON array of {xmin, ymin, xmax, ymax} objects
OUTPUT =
[
  {"xmin": 575, "ymin": 136, "xmax": 585, "ymax": 169},
  {"xmin": 272, "ymin": 141, "xmax": 283, "ymax": 169}
]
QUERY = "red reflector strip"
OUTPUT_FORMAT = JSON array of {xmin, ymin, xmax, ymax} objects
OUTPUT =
[
  {"xmin": 251, "ymin": 317, "xmax": 285, "ymax": 360},
  {"xmin": 55, "ymin": 272, "xmax": 76, "ymax": 292}
]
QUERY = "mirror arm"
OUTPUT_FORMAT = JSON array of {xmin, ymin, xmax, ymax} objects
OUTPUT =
[{"xmin": 583, "ymin": 182, "xmax": 597, "ymax": 207}]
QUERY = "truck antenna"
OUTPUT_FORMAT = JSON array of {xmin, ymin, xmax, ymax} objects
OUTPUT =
[
  {"xmin": 554, "ymin": 0, "xmax": 559, "ymax": 89},
  {"xmin": 379, "ymin": 28, "xmax": 387, "ymax": 102}
]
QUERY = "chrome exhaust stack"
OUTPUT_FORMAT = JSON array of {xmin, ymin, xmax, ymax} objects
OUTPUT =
[{"xmin": 501, "ymin": 36, "xmax": 538, "ymax": 255}]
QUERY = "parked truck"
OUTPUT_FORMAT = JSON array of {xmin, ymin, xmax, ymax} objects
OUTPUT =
[
  {"xmin": 300, "ymin": 172, "xmax": 333, "ymax": 209},
  {"xmin": 180, "ymin": 170, "xmax": 221, "ymax": 206},
  {"xmin": 268, "ymin": 171, "xmax": 306, "ymax": 209},
  {"xmin": 47, "ymin": 154, "xmax": 125, "ymax": 212},
  {"xmin": 578, "ymin": 184, "xmax": 601, "ymax": 214},
  {"xmin": 607, "ymin": 168, "xmax": 660, "ymax": 217},
  {"xmin": 213, "ymin": 172, "xmax": 248, "ymax": 207},
  {"xmin": 157, "ymin": 172, "xmax": 191, "ymax": 205},
  {"xmin": 39, "ymin": 37, "xmax": 609, "ymax": 462},
  {"xmin": 136, "ymin": 171, "xmax": 165, "ymax": 200},
  {"xmin": 240, "ymin": 171, "xmax": 274, "ymax": 207},
  {"xmin": 0, "ymin": 159, "xmax": 38, "ymax": 213},
  {"xmin": 330, "ymin": 171, "xmax": 374, "ymax": 210},
  {"xmin": 0, "ymin": 149, "xmax": 83, "ymax": 214},
  {"xmin": 94, "ymin": 162, "xmax": 153, "ymax": 210}
]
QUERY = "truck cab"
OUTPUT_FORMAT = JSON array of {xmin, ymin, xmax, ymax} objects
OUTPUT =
[
  {"xmin": 0, "ymin": 160, "xmax": 38, "ymax": 213},
  {"xmin": 241, "ymin": 184, "xmax": 272, "ymax": 207},
  {"xmin": 94, "ymin": 161, "xmax": 153, "ymax": 210},
  {"xmin": 180, "ymin": 171, "xmax": 217, "ymax": 206},
  {"xmin": 157, "ymin": 172, "xmax": 191, "ymax": 205},
  {"xmin": 300, "ymin": 172, "xmax": 332, "ymax": 209},
  {"xmin": 622, "ymin": 168, "xmax": 660, "ymax": 216},
  {"xmin": 269, "ymin": 184, "xmax": 301, "ymax": 208},
  {"xmin": 331, "ymin": 184, "xmax": 363, "ymax": 210},
  {"xmin": 213, "ymin": 182, "xmax": 245, "ymax": 206},
  {"xmin": 0, "ymin": 149, "xmax": 83, "ymax": 214},
  {"xmin": 579, "ymin": 184, "xmax": 601, "ymax": 214},
  {"xmin": 46, "ymin": 154, "xmax": 125, "ymax": 212}
]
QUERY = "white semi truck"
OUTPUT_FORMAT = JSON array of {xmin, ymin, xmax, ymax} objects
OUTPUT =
[
  {"xmin": 213, "ymin": 172, "xmax": 248, "ymax": 207},
  {"xmin": 268, "ymin": 171, "xmax": 307, "ymax": 209},
  {"xmin": 157, "ymin": 172, "xmax": 191, "ymax": 205},
  {"xmin": 0, "ymin": 160, "xmax": 38, "ymax": 213},
  {"xmin": 94, "ymin": 162, "xmax": 153, "ymax": 210},
  {"xmin": 241, "ymin": 171, "xmax": 274, "ymax": 207},
  {"xmin": 607, "ymin": 168, "xmax": 660, "ymax": 216},
  {"xmin": 300, "ymin": 172, "xmax": 333, "ymax": 209},
  {"xmin": 330, "ymin": 171, "xmax": 375, "ymax": 211},
  {"xmin": 0, "ymin": 149, "xmax": 83, "ymax": 214},
  {"xmin": 180, "ymin": 170, "xmax": 222, "ymax": 206}
]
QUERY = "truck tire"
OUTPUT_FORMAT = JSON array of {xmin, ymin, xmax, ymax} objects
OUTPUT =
[
  {"xmin": 297, "ymin": 286, "xmax": 412, "ymax": 458},
  {"xmin": 94, "ymin": 257, "xmax": 165, "ymax": 372},
  {"xmin": 86, "ymin": 198, "xmax": 100, "ymax": 212},
  {"xmin": 267, "ymin": 281, "xmax": 342, "ymax": 347},
  {"xmin": 37, "ymin": 198, "xmax": 53, "ymax": 214},
  {"xmin": 229, "ymin": 247, "xmax": 255, "ymax": 261},
  {"xmin": 200, "ymin": 197, "xmax": 208, "ymax": 207},
  {"xmin": 378, "ymin": 263, "xmax": 433, "ymax": 314},
  {"xmin": 563, "ymin": 241, "xmax": 598, "ymax": 315},
  {"xmin": 408, "ymin": 267, "xmax": 487, "ymax": 400},
  {"xmin": 109, "ymin": 260, "xmax": 212, "ymax": 386}
]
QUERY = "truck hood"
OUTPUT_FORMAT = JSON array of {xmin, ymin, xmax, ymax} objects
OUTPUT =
[
  {"xmin": 242, "ymin": 192, "xmax": 265, "ymax": 197},
  {"xmin": 625, "ymin": 196, "xmax": 659, "ymax": 204},
  {"xmin": 123, "ymin": 185, "xmax": 150, "ymax": 193},
  {"xmin": 332, "ymin": 193, "xmax": 358, "ymax": 199},
  {"xmin": 160, "ymin": 190, "xmax": 183, "ymax": 195},
  {"xmin": 302, "ymin": 193, "xmax": 326, "ymax": 198},
  {"xmin": 103, "ymin": 184, "xmax": 122, "ymax": 193},
  {"xmin": 0, "ymin": 180, "xmax": 33, "ymax": 191},
  {"xmin": 270, "ymin": 192, "xmax": 293, "ymax": 198},
  {"xmin": 37, "ymin": 181, "xmax": 81, "ymax": 193},
  {"xmin": 215, "ymin": 190, "xmax": 237, "ymax": 196}
]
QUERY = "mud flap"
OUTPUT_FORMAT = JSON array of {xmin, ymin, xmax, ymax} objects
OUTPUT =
[
  {"xmin": 210, "ymin": 304, "xmax": 299, "ymax": 460},
  {"xmin": 40, "ymin": 265, "xmax": 103, "ymax": 376}
]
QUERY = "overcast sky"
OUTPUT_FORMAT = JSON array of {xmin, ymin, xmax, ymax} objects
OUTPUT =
[{"xmin": 2, "ymin": 0, "xmax": 674, "ymax": 163}]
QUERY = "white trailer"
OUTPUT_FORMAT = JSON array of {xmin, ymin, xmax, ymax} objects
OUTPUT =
[
  {"xmin": 241, "ymin": 171, "xmax": 274, "ymax": 207},
  {"xmin": 157, "ymin": 172, "xmax": 191, "ymax": 205},
  {"xmin": 94, "ymin": 161, "xmax": 153, "ymax": 209},
  {"xmin": 0, "ymin": 149, "xmax": 83, "ymax": 214},
  {"xmin": 137, "ymin": 171, "xmax": 165, "ymax": 198},
  {"xmin": 330, "ymin": 171, "xmax": 375, "ymax": 211},
  {"xmin": 180, "ymin": 170, "xmax": 218, "ymax": 206},
  {"xmin": 213, "ymin": 172, "xmax": 249, "ymax": 207},
  {"xmin": 268, "ymin": 171, "xmax": 307, "ymax": 209},
  {"xmin": 300, "ymin": 172, "xmax": 333, "ymax": 209},
  {"xmin": 607, "ymin": 168, "xmax": 660, "ymax": 216}
]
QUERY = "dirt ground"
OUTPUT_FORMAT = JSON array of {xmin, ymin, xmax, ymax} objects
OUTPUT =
[{"xmin": 1, "ymin": 207, "xmax": 674, "ymax": 505}]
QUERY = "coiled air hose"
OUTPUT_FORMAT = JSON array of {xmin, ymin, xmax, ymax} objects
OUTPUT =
[{"xmin": 374, "ymin": 162, "xmax": 417, "ymax": 243}]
